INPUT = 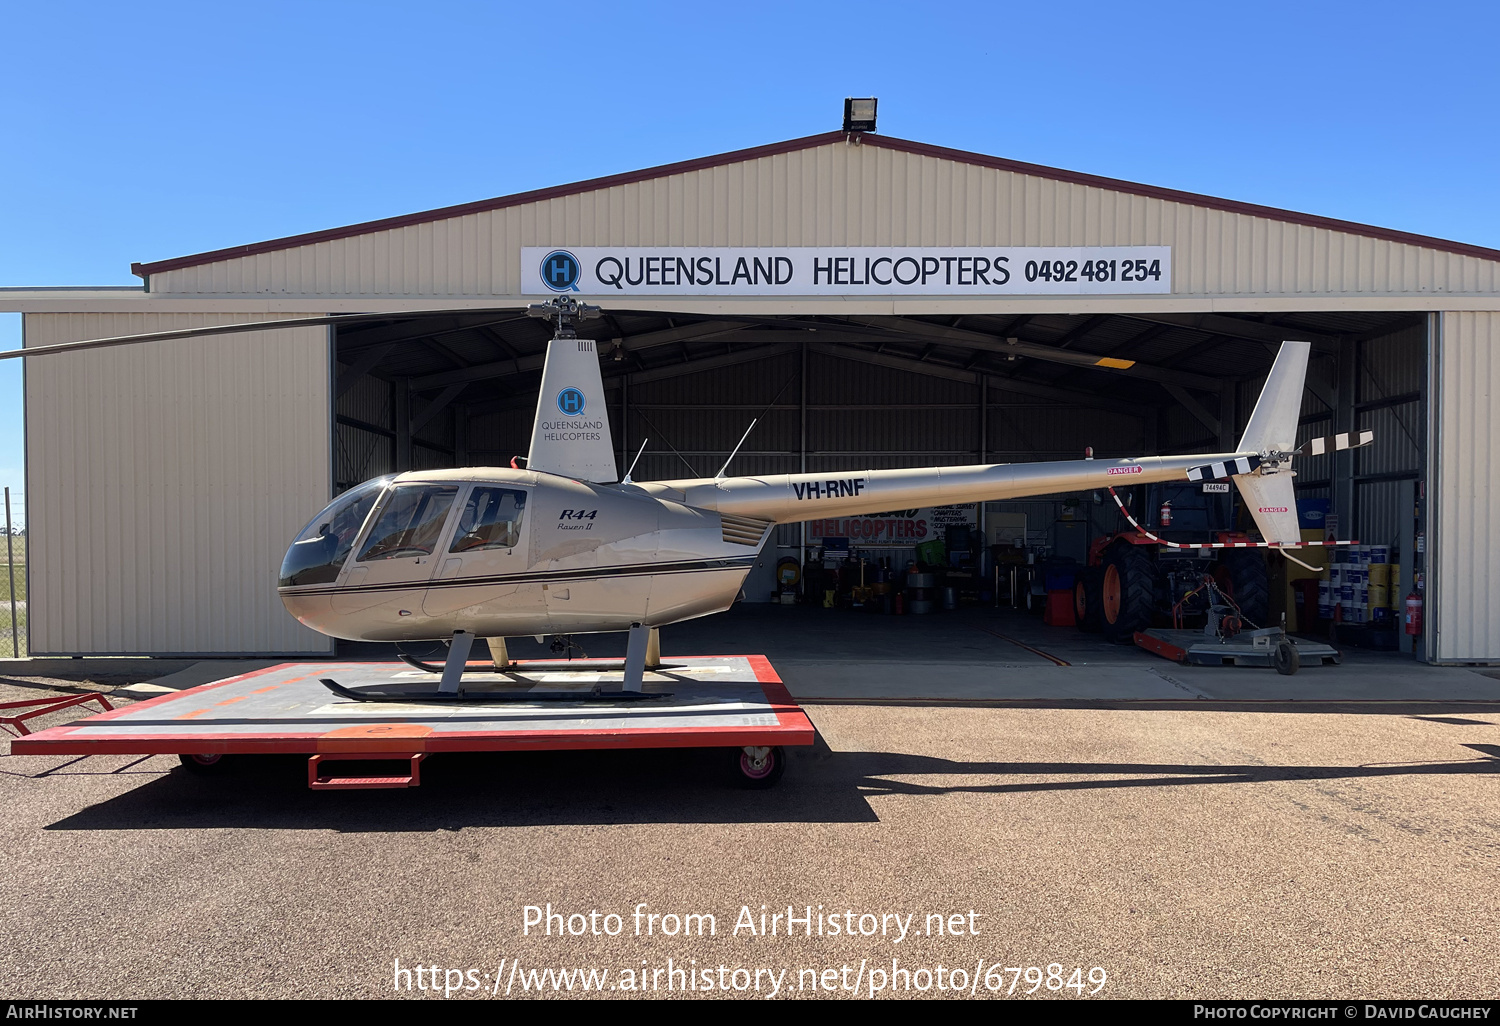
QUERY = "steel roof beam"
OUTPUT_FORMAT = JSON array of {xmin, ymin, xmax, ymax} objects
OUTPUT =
[
  {"xmin": 835, "ymin": 314, "xmax": 1222, "ymax": 390},
  {"xmin": 808, "ymin": 341, "xmax": 1146, "ymax": 418},
  {"xmin": 1119, "ymin": 313, "xmax": 1341, "ymax": 351},
  {"xmin": 410, "ymin": 319, "xmax": 754, "ymax": 390},
  {"xmin": 461, "ymin": 343, "xmax": 798, "ymax": 417},
  {"xmin": 1161, "ymin": 382, "xmax": 1222, "ymax": 437}
]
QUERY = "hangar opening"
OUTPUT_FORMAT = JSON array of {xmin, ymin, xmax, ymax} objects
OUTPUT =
[{"xmin": 331, "ymin": 306, "xmax": 1430, "ymax": 658}]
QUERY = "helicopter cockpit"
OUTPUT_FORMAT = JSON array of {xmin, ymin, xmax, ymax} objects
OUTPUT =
[{"xmin": 278, "ymin": 476, "xmax": 391, "ymax": 587}]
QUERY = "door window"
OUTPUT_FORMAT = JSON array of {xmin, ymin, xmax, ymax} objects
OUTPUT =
[
  {"xmin": 449, "ymin": 487, "xmax": 527, "ymax": 552},
  {"xmin": 357, "ymin": 485, "xmax": 459, "ymax": 562}
]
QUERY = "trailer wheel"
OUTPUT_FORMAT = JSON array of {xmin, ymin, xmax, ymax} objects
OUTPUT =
[
  {"xmin": 1100, "ymin": 545, "xmax": 1155, "ymax": 643},
  {"xmin": 1074, "ymin": 569, "xmax": 1103, "ymax": 633},
  {"xmin": 1221, "ymin": 550, "xmax": 1270, "ymax": 627},
  {"xmin": 178, "ymin": 753, "xmax": 230, "ymax": 775},
  {"xmin": 1274, "ymin": 640, "xmax": 1300, "ymax": 675},
  {"xmin": 730, "ymin": 746, "xmax": 785, "ymax": 789}
]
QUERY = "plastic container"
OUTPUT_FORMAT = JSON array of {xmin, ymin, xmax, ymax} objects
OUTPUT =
[
  {"xmin": 941, "ymin": 587, "xmax": 957, "ymax": 610},
  {"xmin": 1317, "ymin": 580, "xmax": 1333, "ymax": 618},
  {"xmin": 1368, "ymin": 563, "xmax": 1390, "ymax": 587}
]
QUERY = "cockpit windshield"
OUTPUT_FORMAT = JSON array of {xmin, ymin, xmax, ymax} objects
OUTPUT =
[{"xmin": 278, "ymin": 477, "xmax": 389, "ymax": 587}]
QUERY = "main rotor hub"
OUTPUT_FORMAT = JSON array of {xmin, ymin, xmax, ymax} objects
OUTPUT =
[{"xmin": 525, "ymin": 297, "xmax": 602, "ymax": 340}]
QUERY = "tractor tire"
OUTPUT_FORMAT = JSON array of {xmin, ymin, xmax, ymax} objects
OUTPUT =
[
  {"xmin": 1100, "ymin": 545, "xmax": 1156, "ymax": 644},
  {"xmin": 1074, "ymin": 568, "xmax": 1103, "ymax": 633},
  {"xmin": 1221, "ymin": 550, "xmax": 1271, "ymax": 628}
]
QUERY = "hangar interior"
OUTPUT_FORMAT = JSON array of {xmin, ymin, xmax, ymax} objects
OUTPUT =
[{"xmin": 332, "ymin": 307, "xmax": 1428, "ymax": 654}]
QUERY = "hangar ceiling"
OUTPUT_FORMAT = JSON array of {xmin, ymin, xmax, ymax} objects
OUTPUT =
[{"xmin": 335, "ymin": 307, "xmax": 1422, "ymax": 424}]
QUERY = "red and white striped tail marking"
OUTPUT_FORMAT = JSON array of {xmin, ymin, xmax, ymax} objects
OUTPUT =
[
  {"xmin": 1107, "ymin": 488, "xmax": 1355, "ymax": 550},
  {"xmin": 1307, "ymin": 430, "xmax": 1374, "ymax": 456}
]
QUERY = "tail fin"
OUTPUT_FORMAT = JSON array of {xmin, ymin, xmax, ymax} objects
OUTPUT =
[
  {"xmin": 1233, "ymin": 341, "xmax": 1311, "ymax": 545},
  {"xmin": 526, "ymin": 338, "xmax": 618, "ymax": 483},
  {"xmin": 1237, "ymin": 340, "xmax": 1310, "ymax": 455}
]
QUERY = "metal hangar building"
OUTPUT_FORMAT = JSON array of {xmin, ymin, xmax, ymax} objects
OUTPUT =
[{"xmin": 4, "ymin": 126, "xmax": 1497, "ymax": 663}]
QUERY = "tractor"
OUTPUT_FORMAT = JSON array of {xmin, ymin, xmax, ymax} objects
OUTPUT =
[{"xmin": 1074, "ymin": 480, "xmax": 1271, "ymax": 643}]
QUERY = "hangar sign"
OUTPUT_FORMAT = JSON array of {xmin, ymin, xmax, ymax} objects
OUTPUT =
[
  {"xmin": 522, "ymin": 247, "xmax": 1171, "ymax": 296},
  {"xmin": 807, "ymin": 504, "xmax": 978, "ymax": 547}
]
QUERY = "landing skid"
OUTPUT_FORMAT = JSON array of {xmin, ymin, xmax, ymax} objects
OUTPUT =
[
  {"xmin": 334, "ymin": 625, "xmax": 664, "ymax": 701},
  {"xmin": 396, "ymin": 653, "xmax": 680, "ymax": 675},
  {"xmin": 319, "ymin": 678, "xmax": 672, "ymax": 703}
]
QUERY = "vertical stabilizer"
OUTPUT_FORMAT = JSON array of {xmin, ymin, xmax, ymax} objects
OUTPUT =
[
  {"xmin": 1233, "ymin": 341, "xmax": 1311, "ymax": 545},
  {"xmin": 526, "ymin": 338, "xmax": 618, "ymax": 483},
  {"xmin": 1237, "ymin": 340, "xmax": 1310, "ymax": 455}
]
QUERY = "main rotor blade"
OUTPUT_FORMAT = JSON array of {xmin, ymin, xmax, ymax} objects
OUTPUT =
[{"xmin": 0, "ymin": 309, "xmax": 519, "ymax": 361}]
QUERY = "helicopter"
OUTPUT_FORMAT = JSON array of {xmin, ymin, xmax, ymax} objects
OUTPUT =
[
  {"xmin": 272, "ymin": 298, "xmax": 1323, "ymax": 697},
  {"xmin": 2, "ymin": 298, "xmax": 1340, "ymax": 699}
]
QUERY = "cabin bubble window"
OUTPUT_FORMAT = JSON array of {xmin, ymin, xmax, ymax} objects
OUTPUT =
[
  {"xmin": 450, "ymin": 487, "xmax": 527, "ymax": 552},
  {"xmin": 357, "ymin": 485, "xmax": 459, "ymax": 562},
  {"xmin": 278, "ymin": 476, "xmax": 389, "ymax": 586}
]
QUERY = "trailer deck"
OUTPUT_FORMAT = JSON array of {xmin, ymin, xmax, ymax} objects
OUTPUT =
[{"xmin": 12, "ymin": 656, "xmax": 813, "ymax": 788}]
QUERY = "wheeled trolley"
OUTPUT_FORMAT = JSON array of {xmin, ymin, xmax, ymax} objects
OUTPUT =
[{"xmin": 13, "ymin": 656, "xmax": 814, "ymax": 790}]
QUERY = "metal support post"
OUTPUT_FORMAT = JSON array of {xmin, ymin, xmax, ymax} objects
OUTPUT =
[
  {"xmin": 4, "ymin": 488, "xmax": 16, "ymax": 656},
  {"xmin": 623, "ymin": 622, "xmax": 650, "ymax": 692},
  {"xmin": 486, "ymin": 637, "xmax": 510, "ymax": 670},
  {"xmin": 394, "ymin": 377, "xmax": 412, "ymax": 472},
  {"xmin": 438, "ymin": 631, "xmax": 476, "ymax": 693},
  {"xmin": 1334, "ymin": 338, "xmax": 1357, "ymax": 532},
  {"xmin": 798, "ymin": 342, "xmax": 808, "ymax": 593},
  {"xmin": 978, "ymin": 374, "xmax": 988, "ymax": 546}
]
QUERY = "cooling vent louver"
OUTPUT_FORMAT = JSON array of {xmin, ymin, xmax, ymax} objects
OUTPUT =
[{"xmin": 720, "ymin": 513, "xmax": 772, "ymax": 546}]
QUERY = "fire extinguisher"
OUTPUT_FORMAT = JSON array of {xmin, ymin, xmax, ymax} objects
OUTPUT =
[
  {"xmin": 1159, "ymin": 501, "xmax": 1173, "ymax": 527},
  {"xmin": 1404, "ymin": 591, "xmax": 1423, "ymax": 636}
]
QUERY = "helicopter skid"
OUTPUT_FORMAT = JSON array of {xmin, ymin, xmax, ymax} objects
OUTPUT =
[{"xmin": 320, "ymin": 677, "xmax": 672, "ymax": 703}]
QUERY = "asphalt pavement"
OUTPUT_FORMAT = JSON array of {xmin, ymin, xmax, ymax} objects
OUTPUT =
[{"xmin": 2, "ymin": 640, "xmax": 1498, "ymax": 1000}]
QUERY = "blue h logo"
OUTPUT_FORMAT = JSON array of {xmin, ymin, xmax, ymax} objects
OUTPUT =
[
  {"xmin": 557, "ymin": 387, "xmax": 586, "ymax": 416},
  {"xmin": 540, "ymin": 250, "xmax": 581, "ymax": 292}
]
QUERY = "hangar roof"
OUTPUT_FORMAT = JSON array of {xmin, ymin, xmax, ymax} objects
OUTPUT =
[
  {"xmin": 134, "ymin": 131, "xmax": 1500, "ymax": 278},
  {"xmin": 128, "ymin": 132, "xmax": 1500, "ymax": 303}
]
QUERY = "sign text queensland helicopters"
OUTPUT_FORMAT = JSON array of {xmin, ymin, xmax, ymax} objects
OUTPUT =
[{"xmin": 4, "ymin": 299, "xmax": 1367, "ymax": 698}]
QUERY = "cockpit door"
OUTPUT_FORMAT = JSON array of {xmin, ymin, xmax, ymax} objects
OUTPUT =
[
  {"xmin": 334, "ymin": 484, "xmax": 461, "ymax": 613},
  {"xmin": 421, "ymin": 485, "xmax": 535, "ymax": 618}
]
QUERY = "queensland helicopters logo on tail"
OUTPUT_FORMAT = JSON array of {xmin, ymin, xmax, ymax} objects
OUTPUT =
[
  {"xmin": 540, "ymin": 250, "xmax": 582, "ymax": 293},
  {"xmin": 557, "ymin": 387, "xmax": 587, "ymax": 416}
]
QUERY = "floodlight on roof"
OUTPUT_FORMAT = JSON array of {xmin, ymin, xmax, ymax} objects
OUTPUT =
[{"xmin": 843, "ymin": 97, "xmax": 877, "ymax": 133}]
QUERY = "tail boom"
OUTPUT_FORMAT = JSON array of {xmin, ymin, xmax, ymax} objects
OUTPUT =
[{"xmin": 643, "ymin": 453, "xmax": 1256, "ymax": 524}]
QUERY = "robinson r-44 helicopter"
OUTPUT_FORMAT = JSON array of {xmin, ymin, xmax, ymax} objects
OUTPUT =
[
  {"xmin": 4, "ymin": 299, "xmax": 1360, "ymax": 700},
  {"xmin": 273, "ymin": 299, "xmax": 1337, "ymax": 698}
]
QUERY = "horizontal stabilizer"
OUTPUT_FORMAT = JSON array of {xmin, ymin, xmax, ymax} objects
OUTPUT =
[
  {"xmin": 1187, "ymin": 455, "xmax": 1262, "ymax": 482},
  {"xmin": 1307, "ymin": 430, "xmax": 1374, "ymax": 456}
]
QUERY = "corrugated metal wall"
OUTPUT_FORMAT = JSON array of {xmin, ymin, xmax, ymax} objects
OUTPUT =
[
  {"xmin": 150, "ymin": 141, "xmax": 1500, "ymax": 299},
  {"xmin": 1433, "ymin": 312, "xmax": 1500, "ymax": 661},
  {"xmin": 24, "ymin": 312, "xmax": 332, "ymax": 655}
]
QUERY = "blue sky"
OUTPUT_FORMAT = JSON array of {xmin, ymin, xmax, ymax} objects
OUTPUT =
[{"xmin": 3, "ymin": 0, "xmax": 1498, "ymax": 525}]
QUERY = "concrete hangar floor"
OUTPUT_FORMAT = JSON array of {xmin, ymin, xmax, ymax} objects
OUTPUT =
[{"xmin": 3, "ymin": 602, "xmax": 1499, "ymax": 999}]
